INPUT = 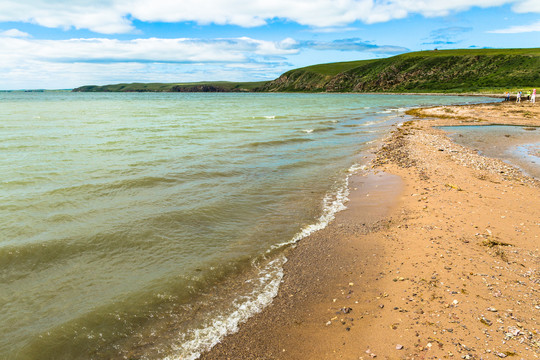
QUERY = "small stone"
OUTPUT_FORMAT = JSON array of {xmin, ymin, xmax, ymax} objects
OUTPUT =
[
  {"xmin": 396, "ymin": 344, "xmax": 403, "ymax": 350},
  {"xmin": 487, "ymin": 307, "xmax": 498, "ymax": 312},
  {"xmin": 480, "ymin": 317, "xmax": 492, "ymax": 326},
  {"xmin": 379, "ymin": 304, "xmax": 384, "ymax": 309}
]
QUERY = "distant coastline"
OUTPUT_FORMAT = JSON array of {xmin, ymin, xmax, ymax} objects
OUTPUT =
[{"xmin": 72, "ymin": 48, "xmax": 539, "ymax": 94}]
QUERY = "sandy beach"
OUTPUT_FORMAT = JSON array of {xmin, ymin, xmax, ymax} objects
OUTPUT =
[{"xmin": 200, "ymin": 100, "xmax": 539, "ymax": 360}]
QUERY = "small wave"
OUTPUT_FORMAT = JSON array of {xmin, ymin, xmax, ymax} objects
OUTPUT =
[
  {"xmin": 268, "ymin": 162, "xmax": 365, "ymax": 251},
  {"xmin": 302, "ymin": 127, "xmax": 336, "ymax": 134},
  {"xmin": 312, "ymin": 126, "xmax": 336, "ymax": 133},
  {"xmin": 251, "ymin": 115, "xmax": 277, "ymax": 120},
  {"xmin": 243, "ymin": 138, "xmax": 313, "ymax": 148},
  {"xmin": 170, "ymin": 256, "xmax": 286, "ymax": 360}
]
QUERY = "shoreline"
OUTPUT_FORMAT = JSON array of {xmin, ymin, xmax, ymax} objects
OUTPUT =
[{"xmin": 200, "ymin": 100, "xmax": 539, "ymax": 359}]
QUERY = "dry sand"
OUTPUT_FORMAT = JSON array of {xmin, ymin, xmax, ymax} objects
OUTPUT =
[{"xmin": 200, "ymin": 101, "xmax": 539, "ymax": 360}]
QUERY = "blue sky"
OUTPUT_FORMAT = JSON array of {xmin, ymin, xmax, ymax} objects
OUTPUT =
[{"xmin": 0, "ymin": 0, "xmax": 539, "ymax": 90}]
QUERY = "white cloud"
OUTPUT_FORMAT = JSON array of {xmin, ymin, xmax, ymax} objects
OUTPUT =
[
  {"xmin": 512, "ymin": 0, "xmax": 540, "ymax": 13},
  {"xmin": 0, "ymin": 33, "xmax": 412, "ymax": 89},
  {"xmin": 0, "ymin": 28, "xmax": 31, "ymax": 37},
  {"xmin": 488, "ymin": 20, "xmax": 540, "ymax": 33},
  {"xmin": 0, "ymin": 36, "xmax": 297, "ymax": 65},
  {"xmin": 0, "ymin": 36, "xmax": 300, "ymax": 89},
  {"xmin": 0, "ymin": 0, "xmax": 536, "ymax": 34}
]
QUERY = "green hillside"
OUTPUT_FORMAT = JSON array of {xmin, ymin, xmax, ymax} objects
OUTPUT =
[
  {"xmin": 72, "ymin": 81, "xmax": 268, "ymax": 92},
  {"xmin": 261, "ymin": 48, "xmax": 540, "ymax": 93},
  {"xmin": 73, "ymin": 48, "xmax": 539, "ymax": 93}
]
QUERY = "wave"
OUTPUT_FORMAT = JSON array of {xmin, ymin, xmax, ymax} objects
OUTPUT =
[
  {"xmin": 268, "ymin": 163, "xmax": 366, "ymax": 251},
  {"xmin": 171, "ymin": 256, "xmax": 286, "ymax": 360},
  {"xmin": 242, "ymin": 137, "xmax": 313, "ymax": 148},
  {"xmin": 302, "ymin": 126, "xmax": 336, "ymax": 134},
  {"xmin": 165, "ymin": 162, "xmax": 368, "ymax": 359},
  {"xmin": 250, "ymin": 115, "xmax": 282, "ymax": 120}
]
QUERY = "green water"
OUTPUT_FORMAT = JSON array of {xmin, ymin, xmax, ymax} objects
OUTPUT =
[{"xmin": 0, "ymin": 92, "xmax": 493, "ymax": 359}]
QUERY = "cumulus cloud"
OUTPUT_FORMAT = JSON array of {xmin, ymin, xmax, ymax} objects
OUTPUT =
[
  {"xmin": 488, "ymin": 20, "xmax": 540, "ymax": 33},
  {"xmin": 0, "ymin": 34, "xmax": 410, "ymax": 89},
  {"xmin": 0, "ymin": 28, "xmax": 31, "ymax": 37},
  {"xmin": 0, "ymin": 36, "xmax": 298, "ymax": 66},
  {"xmin": 512, "ymin": 0, "xmax": 540, "ymax": 13},
  {"xmin": 0, "ymin": 0, "xmax": 536, "ymax": 34}
]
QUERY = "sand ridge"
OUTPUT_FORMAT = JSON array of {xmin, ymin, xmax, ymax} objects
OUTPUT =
[{"xmin": 200, "ymin": 101, "xmax": 539, "ymax": 360}]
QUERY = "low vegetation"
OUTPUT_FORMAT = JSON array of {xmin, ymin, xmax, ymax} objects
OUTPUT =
[
  {"xmin": 262, "ymin": 48, "xmax": 540, "ymax": 93},
  {"xmin": 72, "ymin": 48, "xmax": 539, "ymax": 93}
]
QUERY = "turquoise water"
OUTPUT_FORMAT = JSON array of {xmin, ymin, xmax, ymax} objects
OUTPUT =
[
  {"xmin": 0, "ymin": 92, "xmax": 492, "ymax": 359},
  {"xmin": 441, "ymin": 125, "xmax": 540, "ymax": 179}
]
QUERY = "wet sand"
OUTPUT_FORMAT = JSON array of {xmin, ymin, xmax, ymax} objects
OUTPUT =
[{"xmin": 200, "ymin": 101, "xmax": 539, "ymax": 360}]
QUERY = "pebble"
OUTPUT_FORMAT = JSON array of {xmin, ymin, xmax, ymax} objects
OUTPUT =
[{"xmin": 396, "ymin": 344, "xmax": 403, "ymax": 350}]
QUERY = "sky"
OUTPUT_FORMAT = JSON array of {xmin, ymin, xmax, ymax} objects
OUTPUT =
[{"xmin": 0, "ymin": 0, "xmax": 539, "ymax": 90}]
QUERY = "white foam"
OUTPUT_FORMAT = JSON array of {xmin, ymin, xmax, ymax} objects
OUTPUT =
[
  {"xmin": 303, "ymin": 129, "xmax": 314, "ymax": 134},
  {"xmin": 167, "ymin": 256, "xmax": 286, "ymax": 360},
  {"xmin": 264, "ymin": 115, "xmax": 276, "ymax": 119},
  {"xmin": 348, "ymin": 164, "xmax": 367, "ymax": 174},
  {"xmin": 269, "ymin": 162, "xmax": 365, "ymax": 251}
]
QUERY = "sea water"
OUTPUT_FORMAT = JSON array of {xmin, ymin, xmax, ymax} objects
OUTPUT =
[{"xmin": 0, "ymin": 92, "xmax": 492, "ymax": 359}]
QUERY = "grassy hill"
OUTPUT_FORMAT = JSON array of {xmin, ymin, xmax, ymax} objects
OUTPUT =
[
  {"xmin": 73, "ymin": 48, "xmax": 539, "ymax": 93},
  {"xmin": 261, "ymin": 48, "xmax": 540, "ymax": 93},
  {"xmin": 72, "ymin": 81, "xmax": 268, "ymax": 92}
]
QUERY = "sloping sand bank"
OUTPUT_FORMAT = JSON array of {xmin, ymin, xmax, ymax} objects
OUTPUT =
[{"xmin": 200, "ymin": 101, "xmax": 539, "ymax": 360}]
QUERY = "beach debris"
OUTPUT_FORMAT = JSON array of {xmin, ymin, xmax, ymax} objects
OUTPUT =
[
  {"xmin": 365, "ymin": 349, "xmax": 377, "ymax": 358},
  {"xmin": 480, "ymin": 316, "xmax": 492, "ymax": 326},
  {"xmin": 506, "ymin": 326, "xmax": 521, "ymax": 337},
  {"xmin": 341, "ymin": 307, "xmax": 353, "ymax": 314},
  {"xmin": 445, "ymin": 183, "xmax": 463, "ymax": 191},
  {"xmin": 396, "ymin": 344, "xmax": 404, "ymax": 350},
  {"xmin": 487, "ymin": 307, "xmax": 498, "ymax": 312}
]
